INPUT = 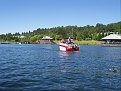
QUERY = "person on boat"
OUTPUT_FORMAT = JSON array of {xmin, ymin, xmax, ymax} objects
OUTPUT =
[
  {"xmin": 67, "ymin": 37, "xmax": 72, "ymax": 44},
  {"xmin": 61, "ymin": 39, "xmax": 66, "ymax": 43}
]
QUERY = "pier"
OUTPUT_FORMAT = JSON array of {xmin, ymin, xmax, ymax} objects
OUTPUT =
[{"xmin": 0, "ymin": 42, "xmax": 17, "ymax": 44}]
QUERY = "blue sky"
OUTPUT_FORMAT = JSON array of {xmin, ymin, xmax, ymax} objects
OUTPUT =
[{"xmin": 0, "ymin": 0, "xmax": 120, "ymax": 34}]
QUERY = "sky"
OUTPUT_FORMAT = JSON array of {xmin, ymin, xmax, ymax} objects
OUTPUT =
[{"xmin": 0, "ymin": 0, "xmax": 120, "ymax": 34}]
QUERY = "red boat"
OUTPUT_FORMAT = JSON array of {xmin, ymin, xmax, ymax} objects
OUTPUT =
[{"xmin": 59, "ymin": 42, "xmax": 79, "ymax": 51}]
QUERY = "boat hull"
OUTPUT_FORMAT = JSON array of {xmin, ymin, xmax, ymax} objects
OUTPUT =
[{"xmin": 59, "ymin": 43, "xmax": 79, "ymax": 51}]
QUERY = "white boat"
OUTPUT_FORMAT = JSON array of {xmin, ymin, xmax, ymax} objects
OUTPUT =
[{"xmin": 59, "ymin": 42, "xmax": 79, "ymax": 51}]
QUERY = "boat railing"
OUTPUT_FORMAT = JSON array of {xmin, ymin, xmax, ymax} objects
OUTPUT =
[{"xmin": 68, "ymin": 43, "xmax": 79, "ymax": 47}]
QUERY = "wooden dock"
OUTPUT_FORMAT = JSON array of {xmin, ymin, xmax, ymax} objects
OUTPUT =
[
  {"xmin": 0, "ymin": 42, "xmax": 16, "ymax": 44},
  {"xmin": 97, "ymin": 42, "xmax": 121, "ymax": 47}
]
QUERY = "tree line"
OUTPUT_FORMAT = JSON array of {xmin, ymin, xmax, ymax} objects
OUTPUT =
[{"xmin": 0, "ymin": 21, "xmax": 121, "ymax": 42}]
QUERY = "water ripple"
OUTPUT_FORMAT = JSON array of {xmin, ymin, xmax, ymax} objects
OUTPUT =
[{"xmin": 0, "ymin": 44, "xmax": 121, "ymax": 91}]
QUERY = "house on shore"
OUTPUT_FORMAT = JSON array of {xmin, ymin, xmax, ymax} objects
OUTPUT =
[
  {"xmin": 36, "ymin": 36, "xmax": 54, "ymax": 44},
  {"xmin": 98, "ymin": 34, "xmax": 121, "ymax": 46}
]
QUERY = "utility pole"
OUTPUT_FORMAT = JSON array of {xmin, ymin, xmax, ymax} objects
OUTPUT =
[{"xmin": 72, "ymin": 28, "xmax": 74, "ymax": 38}]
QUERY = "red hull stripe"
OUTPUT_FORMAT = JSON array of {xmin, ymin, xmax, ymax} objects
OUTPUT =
[
  {"xmin": 59, "ymin": 45, "xmax": 68, "ymax": 48},
  {"xmin": 59, "ymin": 45, "xmax": 79, "ymax": 51}
]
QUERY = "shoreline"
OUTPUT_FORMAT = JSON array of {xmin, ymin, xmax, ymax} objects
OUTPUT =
[
  {"xmin": 0, "ymin": 40, "xmax": 101, "ymax": 45},
  {"xmin": 54, "ymin": 40, "xmax": 100, "ymax": 45}
]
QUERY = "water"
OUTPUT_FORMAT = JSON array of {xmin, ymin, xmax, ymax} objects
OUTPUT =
[{"xmin": 0, "ymin": 44, "xmax": 121, "ymax": 91}]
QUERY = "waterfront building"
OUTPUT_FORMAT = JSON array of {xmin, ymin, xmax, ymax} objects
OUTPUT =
[
  {"xmin": 37, "ymin": 36, "xmax": 54, "ymax": 44},
  {"xmin": 100, "ymin": 34, "xmax": 121, "ymax": 46}
]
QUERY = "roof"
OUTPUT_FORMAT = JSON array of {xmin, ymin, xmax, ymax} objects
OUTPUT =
[
  {"xmin": 102, "ymin": 34, "xmax": 121, "ymax": 40},
  {"xmin": 42, "ymin": 36, "xmax": 53, "ymax": 40}
]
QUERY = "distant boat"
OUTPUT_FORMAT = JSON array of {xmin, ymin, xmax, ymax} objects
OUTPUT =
[{"xmin": 17, "ymin": 42, "xmax": 22, "ymax": 44}]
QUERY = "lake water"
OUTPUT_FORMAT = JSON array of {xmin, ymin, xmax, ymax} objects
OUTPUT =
[{"xmin": 0, "ymin": 44, "xmax": 121, "ymax": 91}]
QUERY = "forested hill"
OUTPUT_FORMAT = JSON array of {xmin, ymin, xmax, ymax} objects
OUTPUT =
[{"xmin": 0, "ymin": 21, "xmax": 121, "ymax": 42}]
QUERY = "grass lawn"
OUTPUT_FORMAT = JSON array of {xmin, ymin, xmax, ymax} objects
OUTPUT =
[
  {"xmin": 54, "ymin": 40, "xmax": 101, "ymax": 45},
  {"xmin": 73, "ymin": 40, "xmax": 101, "ymax": 45}
]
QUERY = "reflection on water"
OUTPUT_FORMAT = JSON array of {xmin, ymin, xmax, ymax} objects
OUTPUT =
[
  {"xmin": 59, "ymin": 51, "xmax": 79, "ymax": 58},
  {"xmin": 59, "ymin": 51, "xmax": 72, "ymax": 57}
]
